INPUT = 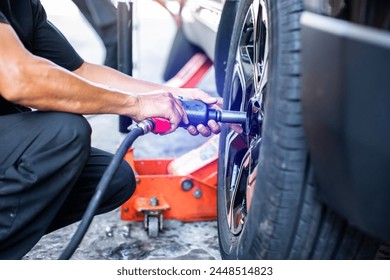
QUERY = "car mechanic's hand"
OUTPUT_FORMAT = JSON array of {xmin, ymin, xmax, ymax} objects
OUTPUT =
[
  {"xmin": 133, "ymin": 89, "xmax": 243, "ymax": 137},
  {"xmin": 135, "ymin": 88, "xmax": 219, "ymax": 137},
  {"xmin": 173, "ymin": 88, "xmax": 244, "ymax": 136},
  {"xmin": 133, "ymin": 90, "xmax": 187, "ymax": 134}
]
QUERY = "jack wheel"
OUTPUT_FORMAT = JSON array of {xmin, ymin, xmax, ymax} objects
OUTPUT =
[{"xmin": 148, "ymin": 216, "xmax": 159, "ymax": 238}]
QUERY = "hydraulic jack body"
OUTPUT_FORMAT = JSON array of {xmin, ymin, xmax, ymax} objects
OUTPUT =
[{"xmin": 122, "ymin": 135, "xmax": 220, "ymax": 237}]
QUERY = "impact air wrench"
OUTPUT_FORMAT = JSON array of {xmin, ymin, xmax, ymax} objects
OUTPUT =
[{"xmin": 148, "ymin": 99, "xmax": 247, "ymax": 134}]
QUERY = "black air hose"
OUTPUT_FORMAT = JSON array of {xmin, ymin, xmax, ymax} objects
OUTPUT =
[{"xmin": 58, "ymin": 126, "xmax": 143, "ymax": 260}]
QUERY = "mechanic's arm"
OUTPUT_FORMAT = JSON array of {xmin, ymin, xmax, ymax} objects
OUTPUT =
[
  {"xmin": 0, "ymin": 23, "xmax": 185, "ymax": 134},
  {"xmin": 74, "ymin": 61, "xmax": 220, "ymax": 107},
  {"xmin": 74, "ymin": 61, "xmax": 222, "ymax": 135}
]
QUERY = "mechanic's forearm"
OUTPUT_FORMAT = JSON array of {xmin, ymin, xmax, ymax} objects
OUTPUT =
[
  {"xmin": 3, "ymin": 57, "xmax": 139, "ymax": 116},
  {"xmin": 74, "ymin": 62, "xmax": 182, "ymax": 96}
]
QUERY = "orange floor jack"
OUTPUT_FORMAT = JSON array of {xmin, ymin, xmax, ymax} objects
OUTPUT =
[
  {"xmin": 122, "ymin": 134, "xmax": 220, "ymax": 237},
  {"xmin": 120, "ymin": 53, "xmax": 218, "ymax": 237}
]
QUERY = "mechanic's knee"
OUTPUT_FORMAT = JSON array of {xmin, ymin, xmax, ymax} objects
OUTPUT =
[
  {"xmin": 57, "ymin": 113, "xmax": 91, "ymax": 142},
  {"xmin": 93, "ymin": 159, "xmax": 135, "ymax": 216},
  {"xmin": 113, "ymin": 159, "xmax": 136, "ymax": 201},
  {"xmin": 51, "ymin": 113, "xmax": 91, "ymax": 151}
]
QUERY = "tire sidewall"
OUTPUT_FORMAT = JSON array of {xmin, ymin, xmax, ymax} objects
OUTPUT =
[{"xmin": 237, "ymin": 0, "xmax": 309, "ymax": 259}]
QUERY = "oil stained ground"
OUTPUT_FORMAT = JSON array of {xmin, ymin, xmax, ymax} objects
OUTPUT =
[{"xmin": 25, "ymin": 209, "xmax": 221, "ymax": 260}]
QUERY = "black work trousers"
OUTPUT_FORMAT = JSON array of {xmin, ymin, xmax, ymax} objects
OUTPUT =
[{"xmin": 0, "ymin": 111, "xmax": 135, "ymax": 259}]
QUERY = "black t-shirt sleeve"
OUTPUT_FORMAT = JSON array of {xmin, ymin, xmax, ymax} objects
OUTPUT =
[
  {"xmin": 0, "ymin": 10, "xmax": 9, "ymax": 24},
  {"xmin": 32, "ymin": 1, "xmax": 84, "ymax": 71}
]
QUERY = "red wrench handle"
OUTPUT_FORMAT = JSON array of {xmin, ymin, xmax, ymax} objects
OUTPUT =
[{"xmin": 150, "ymin": 117, "xmax": 171, "ymax": 133}]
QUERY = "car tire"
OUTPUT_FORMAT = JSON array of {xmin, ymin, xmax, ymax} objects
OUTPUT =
[{"xmin": 217, "ymin": 0, "xmax": 382, "ymax": 259}]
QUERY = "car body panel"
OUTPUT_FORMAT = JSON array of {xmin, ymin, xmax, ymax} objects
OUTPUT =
[
  {"xmin": 181, "ymin": 0, "xmax": 224, "ymax": 60},
  {"xmin": 304, "ymin": 0, "xmax": 390, "ymax": 30},
  {"xmin": 301, "ymin": 11, "xmax": 390, "ymax": 242}
]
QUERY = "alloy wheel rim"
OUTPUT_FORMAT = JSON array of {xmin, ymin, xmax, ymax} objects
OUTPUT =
[{"xmin": 224, "ymin": 0, "xmax": 268, "ymax": 236}]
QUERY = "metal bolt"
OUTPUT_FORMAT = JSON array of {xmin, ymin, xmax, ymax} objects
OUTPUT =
[
  {"xmin": 136, "ymin": 178, "xmax": 141, "ymax": 184},
  {"xmin": 123, "ymin": 207, "xmax": 129, "ymax": 212},
  {"xmin": 122, "ymin": 224, "xmax": 131, "ymax": 238},
  {"xmin": 181, "ymin": 179, "xmax": 194, "ymax": 191},
  {"xmin": 149, "ymin": 197, "xmax": 159, "ymax": 206},
  {"xmin": 105, "ymin": 226, "xmax": 114, "ymax": 237},
  {"xmin": 193, "ymin": 189, "xmax": 202, "ymax": 199}
]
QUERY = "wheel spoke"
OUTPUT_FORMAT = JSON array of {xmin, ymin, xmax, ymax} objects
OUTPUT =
[
  {"xmin": 254, "ymin": 0, "xmax": 269, "ymax": 99},
  {"xmin": 227, "ymin": 149, "xmax": 250, "ymax": 234},
  {"xmin": 229, "ymin": 59, "xmax": 246, "ymax": 111}
]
